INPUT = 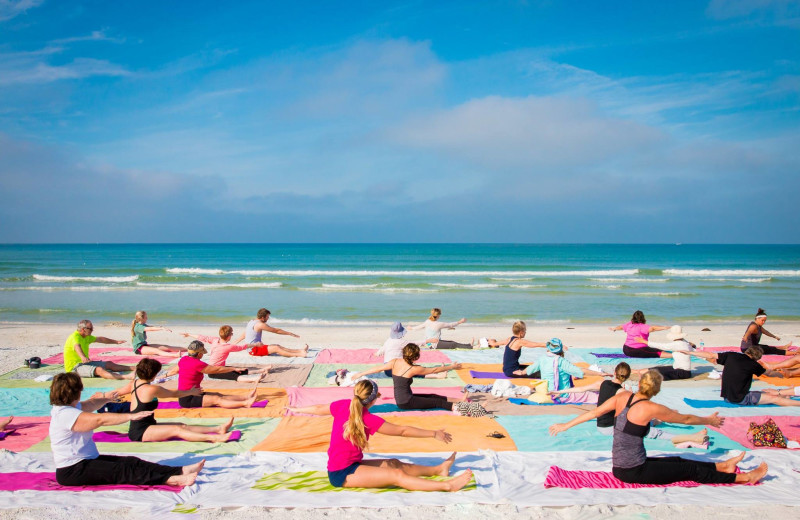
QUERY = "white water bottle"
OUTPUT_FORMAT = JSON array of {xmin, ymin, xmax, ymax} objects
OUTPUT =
[{"xmin": 699, "ymin": 339, "xmax": 705, "ymax": 351}]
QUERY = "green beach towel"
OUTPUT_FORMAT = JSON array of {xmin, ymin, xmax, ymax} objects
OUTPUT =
[{"xmin": 253, "ymin": 470, "xmax": 476, "ymax": 493}]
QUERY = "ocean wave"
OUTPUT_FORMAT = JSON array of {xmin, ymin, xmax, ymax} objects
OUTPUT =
[
  {"xmin": 696, "ymin": 277, "xmax": 771, "ymax": 283},
  {"xmin": 590, "ymin": 278, "xmax": 668, "ymax": 283},
  {"xmin": 166, "ymin": 268, "xmax": 640, "ymax": 277},
  {"xmin": 33, "ymin": 274, "xmax": 139, "ymax": 283},
  {"xmin": 135, "ymin": 282, "xmax": 283, "ymax": 290},
  {"xmin": 589, "ymin": 284, "xmax": 621, "ymax": 290},
  {"xmin": 299, "ymin": 286, "xmax": 438, "ymax": 293},
  {"xmin": 632, "ymin": 292, "xmax": 693, "ymax": 297},
  {"xmin": 490, "ymin": 277, "xmax": 533, "ymax": 281},
  {"xmin": 664, "ymin": 269, "xmax": 800, "ymax": 277},
  {"xmin": 432, "ymin": 283, "xmax": 500, "ymax": 289},
  {"xmin": 507, "ymin": 284, "xmax": 546, "ymax": 289},
  {"xmin": 320, "ymin": 283, "xmax": 381, "ymax": 289}
]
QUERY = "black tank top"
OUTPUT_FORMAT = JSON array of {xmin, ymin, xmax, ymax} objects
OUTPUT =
[
  {"xmin": 391, "ymin": 365, "xmax": 415, "ymax": 405},
  {"xmin": 742, "ymin": 321, "xmax": 762, "ymax": 348},
  {"xmin": 129, "ymin": 381, "xmax": 158, "ymax": 427},
  {"xmin": 502, "ymin": 336, "xmax": 521, "ymax": 375},
  {"xmin": 596, "ymin": 380, "xmax": 622, "ymax": 428}
]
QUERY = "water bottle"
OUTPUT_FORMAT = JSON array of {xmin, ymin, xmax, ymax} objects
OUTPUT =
[{"xmin": 699, "ymin": 339, "xmax": 705, "ymax": 351}]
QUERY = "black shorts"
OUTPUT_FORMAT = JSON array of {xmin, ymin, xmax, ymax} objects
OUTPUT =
[
  {"xmin": 623, "ymin": 345, "xmax": 664, "ymax": 358},
  {"xmin": 209, "ymin": 369, "xmax": 248, "ymax": 380},
  {"xmin": 178, "ymin": 394, "xmax": 205, "ymax": 408}
]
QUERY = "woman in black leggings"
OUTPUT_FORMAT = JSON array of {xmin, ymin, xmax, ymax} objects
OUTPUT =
[
  {"xmin": 609, "ymin": 310, "xmax": 671, "ymax": 359},
  {"xmin": 549, "ymin": 370, "xmax": 768, "ymax": 486}
]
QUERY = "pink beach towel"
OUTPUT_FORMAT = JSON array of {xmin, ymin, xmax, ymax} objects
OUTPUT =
[
  {"xmin": 0, "ymin": 472, "xmax": 181, "ymax": 492},
  {"xmin": 93, "ymin": 430, "xmax": 242, "ymax": 443},
  {"xmin": 157, "ymin": 400, "xmax": 268, "ymax": 409},
  {"xmin": 710, "ymin": 415, "xmax": 800, "ymax": 449},
  {"xmin": 42, "ymin": 351, "xmax": 175, "ymax": 366},
  {"xmin": 314, "ymin": 348, "xmax": 451, "ymax": 364},
  {"xmin": 543, "ymin": 466, "xmax": 750, "ymax": 489},
  {"xmin": 286, "ymin": 386, "xmax": 464, "ymax": 409},
  {"xmin": 0, "ymin": 416, "xmax": 50, "ymax": 452}
]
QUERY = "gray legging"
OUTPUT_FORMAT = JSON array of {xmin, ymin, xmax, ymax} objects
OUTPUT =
[{"xmin": 434, "ymin": 339, "xmax": 471, "ymax": 349}]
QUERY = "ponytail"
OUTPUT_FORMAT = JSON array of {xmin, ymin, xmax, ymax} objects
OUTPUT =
[
  {"xmin": 343, "ymin": 380, "xmax": 374, "ymax": 450},
  {"xmin": 131, "ymin": 310, "xmax": 146, "ymax": 339}
]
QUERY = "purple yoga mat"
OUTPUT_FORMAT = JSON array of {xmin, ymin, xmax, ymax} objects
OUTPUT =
[
  {"xmin": 469, "ymin": 370, "xmax": 510, "ymax": 379},
  {"xmin": 0, "ymin": 472, "xmax": 181, "ymax": 491},
  {"xmin": 157, "ymin": 400, "xmax": 268, "ymax": 409},
  {"xmin": 93, "ymin": 429, "xmax": 242, "ymax": 443},
  {"xmin": 591, "ymin": 353, "xmax": 627, "ymax": 358}
]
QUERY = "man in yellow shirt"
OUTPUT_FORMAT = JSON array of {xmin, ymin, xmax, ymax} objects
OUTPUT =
[{"xmin": 63, "ymin": 320, "xmax": 134, "ymax": 379}]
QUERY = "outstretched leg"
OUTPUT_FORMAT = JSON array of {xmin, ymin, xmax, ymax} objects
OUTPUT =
[
  {"xmin": 759, "ymin": 393, "xmax": 800, "ymax": 407},
  {"xmin": 269, "ymin": 344, "xmax": 309, "ymax": 358},
  {"xmin": 346, "ymin": 454, "xmax": 471, "ymax": 491},
  {"xmin": 94, "ymin": 366, "xmax": 134, "ymax": 380},
  {"xmin": 142, "ymin": 424, "xmax": 233, "ymax": 443},
  {"xmin": 139, "ymin": 345, "xmax": 185, "ymax": 358}
]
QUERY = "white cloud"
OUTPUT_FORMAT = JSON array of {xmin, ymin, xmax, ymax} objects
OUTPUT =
[
  {"xmin": 51, "ymin": 29, "xmax": 126, "ymax": 45},
  {"xmin": 0, "ymin": 0, "xmax": 43, "ymax": 22},
  {"xmin": 706, "ymin": 0, "xmax": 800, "ymax": 20},
  {"xmin": 0, "ymin": 56, "xmax": 129, "ymax": 85}
]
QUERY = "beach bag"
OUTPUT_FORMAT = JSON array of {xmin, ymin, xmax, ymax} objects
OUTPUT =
[
  {"xmin": 454, "ymin": 401, "xmax": 491, "ymax": 418},
  {"xmin": 747, "ymin": 418, "xmax": 787, "ymax": 448},
  {"xmin": 249, "ymin": 345, "xmax": 270, "ymax": 357}
]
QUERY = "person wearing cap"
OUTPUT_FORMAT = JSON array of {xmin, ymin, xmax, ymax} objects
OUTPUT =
[
  {"xmin": 285, "ymin": 379, "xmax": 473, "ymax": 491},
  {"xmin": 174, "ymin": 340, "xmax": 259, "ymax": 409},
  {"xmin": 634, "ymin": 325, "xmax": 711, "ymax": 381},
  {"xmin": 521, "ymin": 338, "xmax": 607, "ymax": 403},
  {"xmin": 740, "ymin": 308, "xmax": 793, "ymax": 355},
  {"xmin": 63, "ymin": 320, "xmax": 135, "ymax": 380}
]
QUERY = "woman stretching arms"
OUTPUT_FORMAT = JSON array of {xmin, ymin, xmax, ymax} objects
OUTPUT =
[
  {"xmin": 549, "ymin": 370, "xmax": 767, "ymax": 485},
  {"xmin": 287, "ymin": 379, "xmax": 473, "ymax": 491}
]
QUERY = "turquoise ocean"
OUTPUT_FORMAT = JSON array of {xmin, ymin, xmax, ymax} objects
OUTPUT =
[{"xmin": 0, "ymin": 244, "xmax": 798, "ymax": 326}]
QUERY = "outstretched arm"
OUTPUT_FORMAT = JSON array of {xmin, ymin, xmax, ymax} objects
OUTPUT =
[
  {"xmin": 260, "ymin": 323, "xmax": 299, "ymax": 338},
  {"xmin": 377, "ymin": 421, "xmax": 452, "ymax": 443},
  {"xmin": 95, "ymin": 336, "xmax": 125, "ymax": 345},
  {"xmin": 407, "ymin": 363, "xmax": 461, "ymax": 377},
  {"xmin": 648, "ymin": 325, "xmax": 670, "ymax": 332},
  {"xmin": 351, "ymin": 361, "xmax": 395, "ymax": 380},
  {"xmin": 650, "ymin": 404, "xmax": 724, "ymax": 427},
  {"xmin": 549, "ymin": 380, "xmax": 603, "ymax": 395},
  {"xmin": 549, "ymin": 394, "xmax": 621, "ymax": 435},
  {"xmin": 519, "ymin": 339, "xmax": 547, "ymax": 348},
  {"xmin": 286, "ymin": 404, "xmax": 331, "ymax": 416}
]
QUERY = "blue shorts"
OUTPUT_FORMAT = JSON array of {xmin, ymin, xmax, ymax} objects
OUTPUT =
[
  {"xmin": 328, "ymin": 462, "xmax": 360, "ymax": 487},
  {"xmin": 726, "ymin": 391, "xmax": 761, "ymax": 406}
]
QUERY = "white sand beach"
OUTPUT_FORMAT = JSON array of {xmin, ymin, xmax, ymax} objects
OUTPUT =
[{"xmin": 1, "ymin": 321, "xmax": 799, "ymax": 519}]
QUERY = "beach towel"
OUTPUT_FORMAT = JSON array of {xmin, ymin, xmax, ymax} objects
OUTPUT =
[
  {"xmin": 251, "ymin": 414, "xmax": 517, "ymax": 453},
  {"xmin": 93, "ymin": 430, "xmax": 242, "ymax": 443},
  {"xmin": 154, "ymin": 388, "xmax": 287, "ymax": 418},
  {"xmin": 41, "ymin": 347, "xmax": 129, "ymax": 364},
  {"xmin": 156, "ymin": 400, "xmax": 268, "ymax": 409},
  {"xmin": 315, "ymin": 348, "xmax": 451, "ymax": 364},
  {"xmin": 0, "ymin": 388, "xmax": 113, "ymax": 417},
  {"xmin": 226, "ymin": 348, "xmax": 318, "ymax": 365},
  {"xmin": 0, "ymin": 472, "xmax": 181, "ymax": 492},
  {"xmin": 543, "ymin": 465, "xmax": 750, "ymax": 489},
  {"xmin": 710, "ymin": 415, "xmax": 800, "ymax": 449},
  {"xmin": 286, "ymin": 386, "xmax": 464, "ymax": 411},
  {"xmin": 683, "ymin": 398, "xmax": 797, "ymax": 409},
  {"xmin": 0, "ymin": 416, "xmax": 50, "ymax": 452},
  {"xmin": 305, "ymin": 364, "xmax": 461, "ymax": 388},
  {"xmin": 252, "ymin": 470, "xmax": 476, "ymax": 493},
  {"xmin": 591, "ymin": 353, "xmax": 627, "ymax": 359}
]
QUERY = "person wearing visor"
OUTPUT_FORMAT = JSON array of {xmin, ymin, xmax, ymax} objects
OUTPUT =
[
  {"xmin": 172, "ymin": 340, "xmax": 259, "ymax": 409},
  {"xmin": 286, "ymin": 379, "xmax": 473, "ymax": 491}
]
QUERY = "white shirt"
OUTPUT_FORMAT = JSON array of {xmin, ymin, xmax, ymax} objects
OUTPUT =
[
  {"xmin": 648, "ymin": 339, "xmax": 694, "ymax": 371},
  {"xmin": 376, "ymin": 337, "xmax": 412, "ymax": 363},
  {"xmin": 49, "ymin": 403, "xmax": 99, "ymax": 468},
  {"xmin": 409, "ymin": 319, "xmax": 460, "ymax": 341}
]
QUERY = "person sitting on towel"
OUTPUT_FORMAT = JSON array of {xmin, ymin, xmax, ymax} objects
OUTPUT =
[
  {"xmin": 519, "ymin": 338, "xmax": 606, "ymax": 403},
  {"xmin": 633, "ymin": 325, "xmax": 711, "ymax": 381},
  {"xmin": 64, "ymin": 319, "xmax": 134, "ymax": 380},
  {"xmin": 549, "ymin": 370, "xmax": 767, "ymax": 486},
  {"xmin": 181, "ymin": 325, "xmax": 268, "ymax": 382}
]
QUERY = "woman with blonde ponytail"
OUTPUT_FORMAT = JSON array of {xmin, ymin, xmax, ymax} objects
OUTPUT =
[
  {"xmin": 286, "ymin": 379, "xmax": 473, "ymax": 491},
  {"xmin": 130, "ymin": 311, "xmax": 185, "ymax": 357},
  {"xmin": 408, "ymin": 308, "xmax": 474, "ymax": 349}
]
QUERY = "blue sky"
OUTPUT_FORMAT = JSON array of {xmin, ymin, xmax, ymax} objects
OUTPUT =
[{"xmin": 0, "ymin": 0, "xmax": 798, "ymax": 243}]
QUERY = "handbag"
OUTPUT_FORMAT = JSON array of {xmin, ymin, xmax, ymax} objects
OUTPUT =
[{"xmin": 747, "ymin": 418, "xmax": 787, "ymax": 448}]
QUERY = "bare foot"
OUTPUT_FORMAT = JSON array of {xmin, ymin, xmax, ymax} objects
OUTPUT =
[
  {"xmin": 437, "ymin": 452, "xmax": 457, "ymax": 476},
  {"xmin": 0, "ymin": 416, "xmax": 12, "ymax": 430},
  {"xmin": 743, "ymin": 462, "xmax": 768, "ymax": 484},
  {"xmin": 218, "ymin": 417, "xmax": 234, "ymax": 434},
  {"xmin": 167, "ymin": 472, "xmax": 198, "ymax": 487},
  {"xmin": 213, "ymin": 431, "xmax": 233, "ymax": 443},
  {"xmin": 444, "ymin": 469, "xmax": 473, "ymax": 492},
  {"xmin": 303, "ymin": 344, "xmax": 310, "ymax": 353},
  {"xmin": 244, "ymin": 395, "xmax": 257, "ymax": 408},
  {"xmin": 182, "ymin": 459, "xmax": 205, "ymax": 475},
  {"xmin": 718, "ymin": 452, "xmax": 746, "ymax": 473}
]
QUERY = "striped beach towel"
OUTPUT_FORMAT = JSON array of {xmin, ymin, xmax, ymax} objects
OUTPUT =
[
  {"xmin": 543, "ymin": 465, "xmax": 749, "ymax": 489},
  {"xmin": 253, "ymin": 470, "xmax": 476, "ymax": 493}
]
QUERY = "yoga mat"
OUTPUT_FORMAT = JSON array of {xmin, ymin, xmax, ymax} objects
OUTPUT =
[
  {"xmin": 0, "ymin": 416, "xmax": 50, "ymax": 452},
  {"xmin": 456, "ymin": 363, "xmax": 540, "ymax": 386},
  {"xmin": 0, "ymin": 387, "xmax": 113, "ymax": 417},
  {"xmin": 93, "ymin": 429, "xmax": 242, "ymax": 443},
  {"xmin": 709, "ymin": 415, "xmax": 800, "ymax": 449},
  {"xmin": 252, "ymin": 470, "xmax": 476, "ymax": 493},
  {"xmin": 226, "ymin": 348, "xmax": 318, "ymax": 365},
  {"xmin": 156, "ymin": 399, "xmax": 268, "ymax": 409},
  {"xmin": 315, "ymin": 348, "xmax": 451, "ymax": 364},
  {"xmin": 0, "ymin": 472, "xmax": 181, "ymax": 492},
  {"xmin": 591, "ymin": 353, "xmax": 627, "ymax": 358},
  {"xmin": 286, "ymin": 386, "xmax": 464, "ymax": 410},
  {"xmin": 251, "ymin": 414, "xmax": 517, "ymax": 453},
  {"xmin": 758, "ymin": 374, "xmax": 800, "ymax": 387},
  {"xmin": 495, "ymin": 415, "xmax": 744, "ymax": 453},
  {"xmin": 42, "ymin": 351, "xmax": 176, "ymax": 366},
  {"xmin": 543, "ymin": 465, "xmax": 751, "ymax": 489},
  {"xmin": 304, "ymin": 364, "xmax": 462, "ymax": 388},
  {"xmin": 465, "ymin": 393, "xmax": 594, "ymax": 417},
  {"xmin": 154, "ymin": 388, "xmax": 287, "ymax": 418},
  {"xmin": 683, "ymin": 398, "xmax": 798, "ymax": 409}
]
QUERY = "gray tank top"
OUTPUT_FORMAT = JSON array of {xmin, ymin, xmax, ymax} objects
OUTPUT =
[
  {"xmin": 611, "ymin": 396, "xmax": 649, "ymax": 469},
  {"xmin": 244, "ymin": 319, "xmax": 262, "ymax": 344}
]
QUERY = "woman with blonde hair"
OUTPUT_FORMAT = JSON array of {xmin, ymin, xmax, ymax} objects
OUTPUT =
[
  {"xmin": 409, "ymin": 308, "xmax": 474, "ymax": 349},
  {"xmin": 131, "ymin": 311, "xmax": 185, "ymax": 357},
  {"xmin": 549, "ymin": 370, "xmax": 767, "ymax": 485},
  {"xmin": 286, "ymin": 379, "xmax": 473, "ymax": 491}
]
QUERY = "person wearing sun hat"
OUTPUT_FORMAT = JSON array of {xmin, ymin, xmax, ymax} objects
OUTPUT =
[
  {"xmin": 635, "ymin": 325, "xmax": 706, "ymax": 381},
  {"xmin": 375, "ymin": 322, "xmax": 414, "ymax": 369},
  {"xmin": 521, "ymin": 338, "xmax": 608, "ymax": 403}
]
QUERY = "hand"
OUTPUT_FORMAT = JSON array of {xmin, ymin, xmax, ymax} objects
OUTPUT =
[
  {"xmin": 706, "ymin": 412, "xmax": 724, "ymax": 428},
  {"xmin": 236, "ymin": 368, "xmax": 247, "ymax": 374},
  {"xmin": 512, "ymin": 369, "xmax": 526, "ymax": 376},
  {"xmin": 451, "ymin": 363, "xmax": 462, "ymax": 370},
  {"xmin": 163, "ymin": 328, "xmax": 173, "ymax": 333},
  {"xmin": 181, "ymin": 333, "xmax": 190, "ymax": 338},
  {"xmin": 130, "ymin": 411, "xmax": 154, "ymax": 421},
  {"xmin": 458, "ymin": 318, "xmax": 467, "ymax": 325},
  {"xmin": 549, "ymin": 423, "xmax": 567, "ymax": 436},
  {"xmin": 116, "ymin": 339, "xmax": 125, "ymax": 344},
  {"xmin": 608, "ymin": 327, "xmax": 615, "ymax": 331},
  {"xmin": 186, "ymin": 387, "xmax": 202, "ymax": 396},
  {"xmin": 776, "ymin": 336, "xmax": 781, "ymax": 341},
  {"xmin": 291, "ymin": 333, "xmax": 300, "ymax": 338},
  {"xmin": 90, "ymin": 392, "xmax": 105, "ymax": 400},
  {"xmin": 433, "ymin": 429, "xmax": 452, "ymax": 443}
]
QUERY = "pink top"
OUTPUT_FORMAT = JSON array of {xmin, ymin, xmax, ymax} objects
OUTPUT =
[
  {"xmin": 327, "ymin": 399, "xmax": 385, "ymax": 472},
  {"xmin": 178, "ymin": 355, "xmax": 208, "ymax": 390},
  {"xmin": 195, "ymin": 335, "xmax": 249, "ymax": 366},
  {"xmin": 622, "ymin": 322, "xmax": 651, "ymax": 349}
]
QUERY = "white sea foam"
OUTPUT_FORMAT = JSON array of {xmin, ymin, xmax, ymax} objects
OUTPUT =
[
  {"xmin": 508, "ymin": 284, "xmax": 546, "ymax": 289},
  {"xmin": 632, "ymin": 292, "xmax": 687, "ymax": 297},
  {"xmin": 33, "ymin": 274, "xmax": 139, "ymax": 283},
  {"xmin": 590, "ymin": 277, "xmax": 668, "ymax": 283},
  {"xmin": 299, "ymin": 286, "xmax": 438, "ymax": 293},
  {"xmin": 697, "ymin": 277, "xmax": 771, "ymax": 283},
  {"xmin": 135, "ymin": 282, "xmax": 282, "ymax": 290},
  {"xmin": 664, "ymin": 269, "xmax": 800, "ymax": 277},
  {"xmin": 320, "ymin": 283, "xmax": 381, "ymax": 289},
  {"xmin": 490, "ymin": 277, "xmax": 534, "ymax": 282},
  {"xmin": 432, "ymin": 283, "xmax": 500, "ymax": 289},
  {"xmin": 590, "ymin": 284, "xmax": 621, "ymax": 290},
  {"xmin": 166, "ymin": 268, "xmax": 640, "ymax": 277}
]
